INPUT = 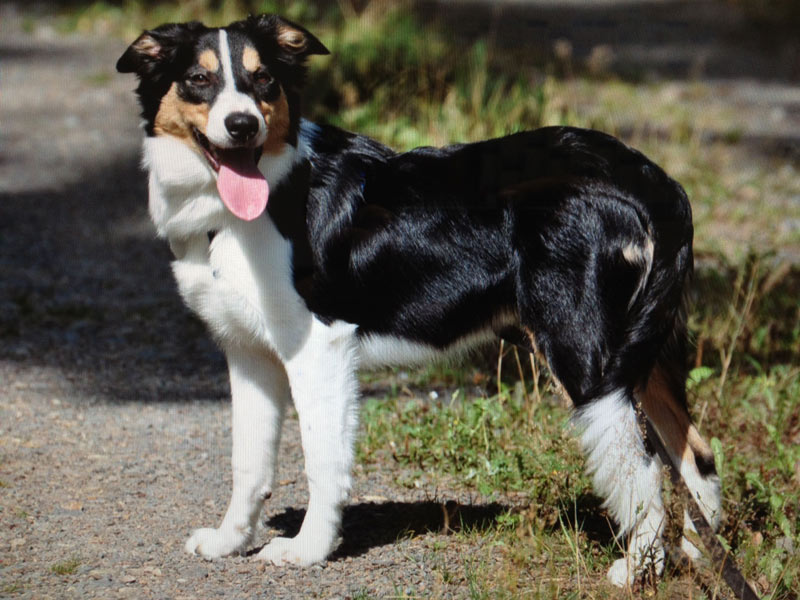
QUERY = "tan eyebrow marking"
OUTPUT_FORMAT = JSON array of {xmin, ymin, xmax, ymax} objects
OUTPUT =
[
  {"xmin": 198, "ymin": 49, "xmax": 219, "ymax": 72},
  {"xmin": 242, "ymin": 46, "xmax": 261, "ymax": 72}
]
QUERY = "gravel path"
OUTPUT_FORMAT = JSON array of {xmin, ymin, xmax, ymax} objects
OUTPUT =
[
  {"xmin": 2, "ymin": 362, "xmax": 510, "ymax": 599},
  {"xmin": 1, "ymin": 2, "xmax": 797, "ymax": 598}
]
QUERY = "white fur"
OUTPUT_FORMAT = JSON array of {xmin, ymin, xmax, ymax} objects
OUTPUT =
[
  {"xmin": 574, "ymin": 391, "xmax": 666, "ymax": 586},
  {"xmin": 186, "ymin": 347, "xmax": 289, "ymax": 558},
  {"xmin": 206, "ymin": 30, "xmax": 267, "ymax": 149},
  {"xmin": 667, "ymin": 439, "xmax": 721, "ymax": 561},
  {"xmin": 257, "ymin": 143, "xmax": 300, "ymax": 189},
  {"xmin": 258, "ymin": 319, "xmax": 360, "ymax": 565},
  {"xmin": 358, "ymin": 312, "xmax": 516, "ymax": 369},
  {"xmin": 144, "ymin": 129, "xmax": 363, "ymax": 565}
]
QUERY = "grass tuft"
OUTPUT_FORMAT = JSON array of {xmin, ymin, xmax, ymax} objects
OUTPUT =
[{"xmin": 50, "ymin": 557, "xmax": 81, "ymax": 576}]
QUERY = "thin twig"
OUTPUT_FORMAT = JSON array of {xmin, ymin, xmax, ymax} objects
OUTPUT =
[
  {"xmin": 714, "ymin": 259, "xmax": 759, "ymax": 407},
  {"xmin": 512, "ymin": 346, "xmax": 530, "ymax": 406},
  {"xmin": 496, "ymin": 339, "xmax": 505, "ymax": 400}
]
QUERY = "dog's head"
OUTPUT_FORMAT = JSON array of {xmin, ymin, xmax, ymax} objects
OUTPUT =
[{"xmin": 117, "ymin": 15, "xmax": 327, "ymax": 220}]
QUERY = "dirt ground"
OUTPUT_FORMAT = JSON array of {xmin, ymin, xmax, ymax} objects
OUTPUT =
[{"xmin": 0, "ymin": 1, "xmax": 797, "ymax": 598}]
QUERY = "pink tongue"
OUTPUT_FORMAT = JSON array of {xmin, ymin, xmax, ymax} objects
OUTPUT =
[{"xmin": 216, "ymin": 149, "xmax": 269, "ymax": 221}]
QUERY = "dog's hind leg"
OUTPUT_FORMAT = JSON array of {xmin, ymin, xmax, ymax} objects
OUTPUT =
[
  {"xmin": 637, "ymin": 365, "xmax": 721, "ymax": 560},
  {"xmin": 186, "ymin": 346, "xmax": 290, "ymax": 559},
  {"xmin": 574, "ymin": 390, "xmax": 667, "ymax": 587},
  {"xmin": 257, "ymin": 319, "xmax": 360, "ymax": 566}
]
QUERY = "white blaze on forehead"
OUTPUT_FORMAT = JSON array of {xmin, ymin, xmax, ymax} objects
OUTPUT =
[
  {"xmin": 205, "ymin": 29, "xmax": 267, "ymax": 149},
  {"xmin": 218, "ymin": 29, "xmax": 238, "ymax": 89}
]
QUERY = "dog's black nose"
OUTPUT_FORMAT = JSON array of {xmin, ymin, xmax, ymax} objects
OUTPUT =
[{"xmin": 224, "ymin": 112, "xmax": 260, "ymax": 142}]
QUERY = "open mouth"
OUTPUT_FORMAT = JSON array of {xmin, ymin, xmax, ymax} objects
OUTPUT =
[
  {"xmin": 192, "ymin": 127, "xmax": 270, "ymax": 222},
  {"xmin": 192, "ymin": 127, "xmax": 264, "ymax": 172}
]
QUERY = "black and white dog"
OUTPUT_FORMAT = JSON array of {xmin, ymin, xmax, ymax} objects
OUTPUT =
[{"xmin": 117, "ymin": 14, "xmax": 721, "ymax": 586}]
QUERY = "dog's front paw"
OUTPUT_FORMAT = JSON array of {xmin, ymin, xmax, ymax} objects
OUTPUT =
[
  {"xmin": 256, "ymin": 536, "xmax": 327, "ymax": 567},
  {"xmin": 607, "ymin": 557, "xmax": 635, "ymax": 587},
  {"xmin": 607, "ymin": 550, "xmax": 665, "ymax": 588},
  {"xmin": 185, "ymin": 527, "xmax": 249, "ymax": 559}
]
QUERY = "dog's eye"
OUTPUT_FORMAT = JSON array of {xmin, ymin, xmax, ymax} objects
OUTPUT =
[
  {"xmin": 254, "ymin": 70, "xmax": 273, "ymax": 86},
  {"xmin": 188, "ymin": 73, "xmax": 210, "ymax": 86}
]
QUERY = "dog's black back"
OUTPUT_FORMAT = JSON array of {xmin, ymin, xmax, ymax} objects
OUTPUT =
[{"xmin": 273, "ymin": 122, "xmax": 691, "ymax": 406}]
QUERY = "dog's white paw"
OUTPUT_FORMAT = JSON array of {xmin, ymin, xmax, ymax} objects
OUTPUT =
[
  {"xmin": 607, "ymin": 549, "xmax": 665, "ymax": 588},
  {"xmin": 185, "ymin": 527, "xmax": 249, "ymax": 559},
  {"xmin": 256, "ymin": 536, "xmax": 326, "ymax": 567},
  {"xmin": 680, "ymin": 535, "xmax": 704, "ymax": 561},
  {"xmin": 607, "ymin": 557, "xmax": 635, "ymax": 587}
]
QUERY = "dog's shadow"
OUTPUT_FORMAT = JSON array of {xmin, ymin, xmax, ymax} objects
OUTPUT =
[
  {"xmin": 258, "ymin": 500, "xmax": 507, "ymax": 560},
  {"xmin": 258, "ymin": 494, "xmax": 615, "ymax": 560}
]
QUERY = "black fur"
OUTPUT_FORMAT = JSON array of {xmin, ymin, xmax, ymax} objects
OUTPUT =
[{"xmin": 269, "ymin": 123, "xmax": 693, "ymax": 406}]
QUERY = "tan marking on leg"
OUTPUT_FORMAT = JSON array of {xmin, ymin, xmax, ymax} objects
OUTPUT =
[
  {"xmin": 624, "ymin": 236, "xmax": 654, "ymax": 269},
  {"xmin": 153, "ymin": 83, "xmax": 210, "ymax": 150},
  {"xmin": 686, "ymin": 423, "xmax": 714, "ymax": 469},
  {"xmin": 622, "ymin": 242, "xmax": 643, "ymax": 264},
  {"xmin": 622, "ymin": 237, "xmax": 654, "ymax": 308},
  {"xmin": 198, "ymin": 49, "xmax": 219, "ymax": 73},
  {"xmin": 637, "ymin": 367, "xmax": 713, "ymax": 476},
  {"xmin": 259, "ymin": 90, "xmax": 290, "ymax": 155},
  {"xmin": 242, "ymin": 46, "xmax": 261, "ymax": 72}
]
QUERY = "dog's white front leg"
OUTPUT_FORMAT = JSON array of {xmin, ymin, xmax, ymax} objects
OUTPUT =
[
  {"xmin": 257, "ymin": 319, "xmax": 359, "ymax": 566},
  {"xmin": 186, "ymin": 346, "xmax": 289, "ymax": 559}
]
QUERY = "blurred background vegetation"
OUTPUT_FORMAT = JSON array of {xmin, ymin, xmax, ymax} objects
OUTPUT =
[{"xmin": 8, "ymin": 0, "xmax": 799, "ymax": 597}]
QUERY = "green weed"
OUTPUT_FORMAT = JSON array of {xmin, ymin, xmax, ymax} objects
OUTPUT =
[
  {"xmin": 50, "ymin": 557, "xmax": 81, "ymax": 576},
  {"xmin": 1, "ymin": 583, "xmax": 23, "ymax": 595}
]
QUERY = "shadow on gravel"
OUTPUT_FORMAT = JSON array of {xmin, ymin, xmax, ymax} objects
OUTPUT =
[
  {"xmin": 0, "ymin": 155, "xmax": 228, "ymax": 402},
  {"xmin": 263, "ymin": 493, "xmax": 615, "ymax": 560},
  {"xmin": 263, "ymin": 500, "xmax": 511, "ymax": 560}
]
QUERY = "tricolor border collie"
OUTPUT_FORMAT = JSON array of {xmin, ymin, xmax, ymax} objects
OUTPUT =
[{"xmin": 117, "ymin": 14, "xmax": 721, "ymax": 586}]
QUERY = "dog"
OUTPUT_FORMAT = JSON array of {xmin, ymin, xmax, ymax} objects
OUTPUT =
[{"xmin": 116, "ymin": 14, "xmax": 722, "ymax": 586}]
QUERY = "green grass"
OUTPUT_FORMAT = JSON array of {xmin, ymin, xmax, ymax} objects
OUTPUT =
[
  {"xmin": 50, "ymin": 557, "xmax": 81, "ymax": 576},
  {"xmin": 19, "ymin": 1, "xmax": 800, "ymax": 597},
  {"xmin": 359, "ymin": 383, "xmax": 588, "ymax": 500},
  {"xmin": 1, "ymin": 583, "xmax": 24, "ymax": 595},
  {"xmin": 356, "ymin": 257, "xmax": 799, "ymax": 598}
]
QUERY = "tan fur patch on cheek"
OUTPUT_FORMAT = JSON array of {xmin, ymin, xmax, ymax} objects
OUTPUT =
[
  {"xmin": 242, "ymin": 46, "xmax": 261, "ymax": 72},
  {"xmin": 153, "ymin": 83, "xmax": 209, "ymax": 148},
  {"xmin": 198, "ymin": 49, "xmax": 219, "ymax": 73},
  {"xmin": 260, "ymin": 90, "xmax": 291, "ymax": 155}
]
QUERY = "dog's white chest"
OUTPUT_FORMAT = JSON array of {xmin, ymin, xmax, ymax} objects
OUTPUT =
[{"xmin": 170, "ymin": 218, "xmax": 309, "ymax": 356}]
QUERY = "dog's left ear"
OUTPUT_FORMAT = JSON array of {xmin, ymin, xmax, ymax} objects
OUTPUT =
[{"xmin": 247, "ymin": 14, "xmax": 329, "ymax": 59}]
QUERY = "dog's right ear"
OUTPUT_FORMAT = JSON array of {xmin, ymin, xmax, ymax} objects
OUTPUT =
[{"xmin": 116, "ymin": 22, "xmax": 204, "ymax": 75}]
